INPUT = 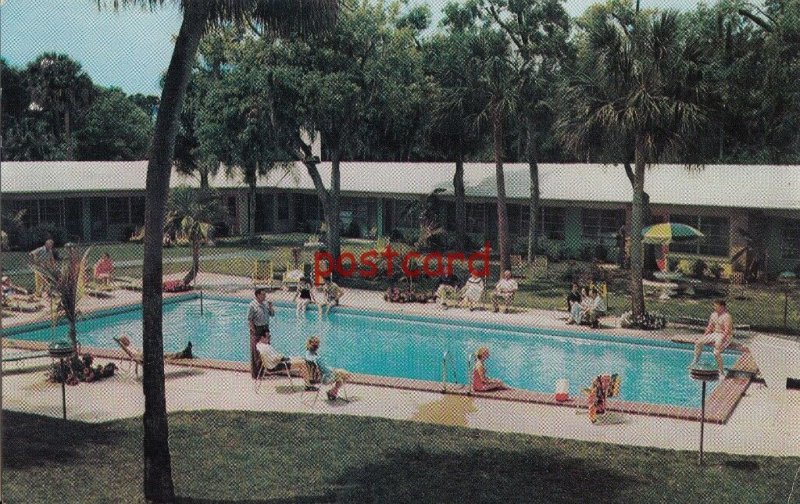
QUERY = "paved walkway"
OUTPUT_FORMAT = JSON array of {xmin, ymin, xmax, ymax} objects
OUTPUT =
[{"xmin": 2, "ymin": 273, "xmax": 799, "ymax": 457}]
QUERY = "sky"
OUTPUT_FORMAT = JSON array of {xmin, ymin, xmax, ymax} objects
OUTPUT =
[{"xmin": 2, "ymin": 0, "xmax": 698, "ymax": 96}]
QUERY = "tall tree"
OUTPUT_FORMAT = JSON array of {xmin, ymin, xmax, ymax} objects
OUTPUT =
[
  {"xmin": 424, "ymin": 2, "xmax": 486, "ymax": 252},
  {"xmin": 478, "ymin": 0, "xmax": 571, "ymax": 263},
  {"xmin": 557, "ymin": 7, "xmax": 709, "ymax": 322},
  {"xmin": 475, "ymin": 29, "xmax": 515, "ymax": 272},
  {"xmin": 105, "ymin": 2, "xmax": 337, "ymax": 502},
  {"xmin": 76, "ymin": 87, "xmax": 153, "ymax": 160},
  {"xmin": 25, "ymin": 53, "xmax": 95, "ymax": 160}
]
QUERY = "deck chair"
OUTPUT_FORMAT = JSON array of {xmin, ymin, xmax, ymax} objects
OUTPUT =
[
  {"xmin": 301, "ymin": 360, "xmax": 348, "ymax": 406},
  {"xmin": 254, "ymin": 352, "xmax": 293, "ymax": 393},
  {"xmin": 282, "ymin": 263, "xmax": 305, "ymax": 291},
  {"xmin": 2, "ymin": 297, "xmax": 44, "ymax": 313},
  {"xmin": 252, "ymin": 260, "xmax": 277, "ymax": 290},
  {"xmin": 510, "ymin": 255, "xmax": 526, "ymax": 279},
  {"xmin": 530, "ymin": 255, "xmax": 548, "ymax": 278},
  {"xmin": 114, "ymin": 276, "xmax": 143, "ymax": 292},
  {"xmin": 113, "ymin": 336, "xmax": 144, "ymax": 378}
]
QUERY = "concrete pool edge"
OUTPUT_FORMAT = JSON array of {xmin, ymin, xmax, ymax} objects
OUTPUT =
[
  {"xmin": 1, "ymin": 337, "xmax": 751, "ymax": 424},
  {"xmin": 1, "ymin": 291, "xmax": 754, "ymax": 424}
]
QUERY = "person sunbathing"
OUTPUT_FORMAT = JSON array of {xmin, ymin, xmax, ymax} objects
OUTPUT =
[
  {"xmin": 1, "ymin": 275, "xmax": 29, "ymax": 299},
  {"xmin": 93, "ymin": 253, "xmax": 115, "ymax": 285},
  {"xmin": 472, "ymin": 346, "xmax": 508, "ymax": 392}
]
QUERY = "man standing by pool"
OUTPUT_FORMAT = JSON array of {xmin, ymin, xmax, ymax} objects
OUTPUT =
[
  {"xmin": 691, "ymin": 299, "xmax": 733, "ymax": 375},
  {"xmin": 248, "ymin": 288, "xmax": 275, "ymax": 379}
]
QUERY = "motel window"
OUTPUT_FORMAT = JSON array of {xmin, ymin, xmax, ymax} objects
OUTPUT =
[
  {"xmin": 39, "ymin": 199, "xmax": 63, "ymax": 226},
  {"xmin": 466, "ymin": 204, "xmax": 485, "ymax": 234},
  {"xmin": 780, "ymin": 219, "xmax": 800, "ymax": 260},
  {"xmin": 541, "ymin": 207, "xmax": 566, "ymax": 240},
  {"xmin": 582, "ymin": 209, "xmax": 623, "ymax": 240},
  {"xmin": 670, "ymin": 215, "xmax": 730, "ymax": 257},
  {"xmin": 277, "ymin": 194, "xmax": 290, "ymax": 220},
  {"xmin": 130, "ymin": 197, "xmax": 146, "ymax": 225},
  {"xmin": 107, "ymin": 197, "xmax": 130, "ymax": 225}
]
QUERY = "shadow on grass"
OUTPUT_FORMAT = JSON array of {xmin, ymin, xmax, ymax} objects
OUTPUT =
[{"xmin": 1, "ymin": 410, "xmax": 131, "ymax": 471}]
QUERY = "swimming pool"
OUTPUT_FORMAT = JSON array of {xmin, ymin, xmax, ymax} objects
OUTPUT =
[{"xmin": 8, "ymin": 296, "xmax": 738, "ymax": 408}]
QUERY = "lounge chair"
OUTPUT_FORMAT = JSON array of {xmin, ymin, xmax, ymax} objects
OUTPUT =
[
  {"xmin": 2, "ymin": 296, "xmax": 44, "ymax": 313},
  {"xmin": 251, "ymin": 260, "xmax": 278, "ymax": 291},
  {"xmin": 254, "ymin": 351, "xmax": 294, "ymax": 394},
  {"xmin": 113, "ymin": 336, "xmax": 191, "ymax": 378},
  {"xmin": 510, "ymin": 254, "xmax": 526, "ymax": 279},
  {"xmin": 530, "ymin": 255, "xmax": 548, "ymax": 278},
  {"xmin": 114, "ymin": 276, "xmax": 143, "ymax": 292}
]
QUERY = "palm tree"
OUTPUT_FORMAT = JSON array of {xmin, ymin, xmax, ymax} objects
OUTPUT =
[
  {"xmin": 476, "ymin": 30, "xmax": 516, "ymax": 272},
  {"xmin": 165, "ymin": 186, "xmax": 227, "ymax": 286},
  {"xmin": 29, "ymin": 247, "xmax": 90, "ymax": 352},
  {"xmin": 557, "ymin": 8, "xmax": 708, "ymax": 322},
  {"xmin": 104, "ymin": 2, "xmax": 337, "ymax": 501},
  {"xmin": 25, "ymin": 53, "xmax": 95, "ymax": 160}
]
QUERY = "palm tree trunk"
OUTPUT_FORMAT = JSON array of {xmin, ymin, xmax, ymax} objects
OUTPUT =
[
  {"xmin": 64, "ymin": 108, "xmax": 73, "ymax": 160},
  {"xmin": 68, "ymin": 323, "xmax": 78, "ymax": 352},
  {"xmin": 493, "ymin": 107, "xmax": 511, "ymax": 273},
  {"xmin": 328, "ymin": 151, "xmax": 342, "ymax": 259},
  {"xmin": 630, "ymin": 136, "xmax": 647, "ymax": 321},
  {"xmin": 526, "ymin": 116, "xmax": 540, "ymax": 264},
  {"xmin": 183, "ymin": 239, "xmax": 200, "ymax": 286},
  {"xmin": 200, "ymin": 168, "xmax": 209, "ymax": 190},
  {"xmin": 141, "ymin": 4, "xmax": 208, "ymax": 502},
  {"xmin": 453, "ymin": 153, "xmax": 466, "ymax": 252},
  {"xmin": 248, "ymin": 181, "xmax": 256, "ymax": 244}
]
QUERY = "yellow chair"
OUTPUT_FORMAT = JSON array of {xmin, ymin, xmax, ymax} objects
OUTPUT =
[
  {"xmin": 530, "ymin": 255, "xmax": 548, "ymax": 278},
  {"xmin": 252, "ymin": 260, "xmax": 277, "ymax": 290},
  {"xmin": 510, "ymin": 255, "xmax": 526, "ymax": 278}
]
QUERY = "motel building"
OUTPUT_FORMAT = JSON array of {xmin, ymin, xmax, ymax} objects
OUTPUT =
[{"xmin": 2, "ymin": 160, "xmax": 799, "ymax": 277}]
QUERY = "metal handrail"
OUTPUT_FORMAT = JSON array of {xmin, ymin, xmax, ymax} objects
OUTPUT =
[{"xmin": 440, "ymin": 350, "xmax": 458, "ymax": 392}]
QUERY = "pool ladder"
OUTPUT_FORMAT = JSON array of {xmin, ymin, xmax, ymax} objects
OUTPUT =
[{"xmin": 440, "ymin": 350, "xmax": 460, "ymax": 392}]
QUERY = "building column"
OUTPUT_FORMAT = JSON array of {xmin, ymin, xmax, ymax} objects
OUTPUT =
[
  {"xmin": 81, "ymin": 197, "xmax": 92, "ymax": 242},
  {"xmin": 376, "ymin": 198, "xmax": 385, "ymax": 238}
]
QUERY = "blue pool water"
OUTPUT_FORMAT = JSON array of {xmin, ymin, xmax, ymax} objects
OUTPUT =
[{"xmin": 10, "ymin": 297, "xmax": 738, "ymax": 407}]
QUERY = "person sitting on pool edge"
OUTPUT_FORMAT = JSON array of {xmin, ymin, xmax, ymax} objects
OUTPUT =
[
  {"xmin": 472, "ymin": 346, "xmax": 508, "ymax": 392},
  {"xmin": 294, "ymin": 277, "xmax": 316, "ymax": 317},
  {"xmin": 305, "ymin": 336, "xmax": 349, "ymax": 401},
  {"xmin": 691, "ymin": 298, "xmax": 733, "ymax": 375}
]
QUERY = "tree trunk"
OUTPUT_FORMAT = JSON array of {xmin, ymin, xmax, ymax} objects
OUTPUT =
[
  {"xmin": 526, "ymin": 116, "xmax": 540, "ymax": 264},
  {"xmin": 200, "ymin": 168, "xmax": 209, "ymax": 190},
  {"xmin": 328, "ymin": 151, "xmax": 342, "ymax": 260},
  {"xmin": 68, "ymin": 323, "xmax": 78, "ymax": 352},
  {"xmin": 183, "ymin": 238, "xmax": 200, "ymax": 286},
  {"xmin": 493, "ymin": 107, "xmax": 511, "ymax": 273},
  {"xmin": 453, "ymin": 154, "xmax": 466, "ymax": 252},
  {"xmin": 629, "ymin": 136, "xmax": 647, "ymax": 321},
  {"xmin": 141, "ymin": 4, "xmax": 207, "ymax": 502},
  {"xmin": 248, "ymin": 181, "xmax": 256, "ymax": 244},
  {"xmin": 64, "ymin": 108, "xmax": 73, "ymax": 161}
]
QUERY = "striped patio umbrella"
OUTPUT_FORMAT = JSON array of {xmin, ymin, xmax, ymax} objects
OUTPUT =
[{"xmin": 641, "ymin": 222, "xmax": 704, "ymax": 245}]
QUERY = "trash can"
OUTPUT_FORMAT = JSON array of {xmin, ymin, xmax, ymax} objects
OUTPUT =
[{"xmin": 555, "ymin": 379, "xmax": 569, "ymax": 402}]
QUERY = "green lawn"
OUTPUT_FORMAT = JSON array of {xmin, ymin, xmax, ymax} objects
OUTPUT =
[
  {"xmin": 2, "ymin": 409, "xmax": 797, "ymax": 503},
  {"xmin": 4, "ymin": 234, "xmax": 798, "ymax": 333}
]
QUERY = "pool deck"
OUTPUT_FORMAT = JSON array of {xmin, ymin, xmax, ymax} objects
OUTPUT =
[{"xmin": 2, "ymin": 273, "xmax": 799, "ymax": 457}]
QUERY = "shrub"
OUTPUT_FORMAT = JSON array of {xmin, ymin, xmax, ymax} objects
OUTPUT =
[
  {"xmin": 594, "ymin": 243, "xmax": 609, "ymax": 262},
  {"xmin": 619, "ymin": 311, "xmax": 668, "ymax": 330},
  {"xmin": 49, "ymin": 353, "xmax": 118, "ymax": 385},
  {"xmin": 579, "ymin": 244, "xmax": 595, "ymax": 261},
  {"xmin": 691, "ymin": 259, "xmax": 707, "ymax": 279},
  {"xmin": 25, "ymin": 223, "xmax": 68, "ymax": 248},
  {"xmin": 667, "ymin": 256, "xmax": 680, "ymax": 272},
  {"xmin": 560, "ymin": 261, "xmax": 586, "ymax": 283},
  {"xmin": 343, "ymin": 220, "xmax": 362, "ymax": 239},
  {"xmin": 707, "ymin": 262, "xmax": 723, "ymax": 280}
]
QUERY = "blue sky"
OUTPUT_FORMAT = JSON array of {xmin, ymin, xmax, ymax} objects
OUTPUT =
[{"xmin": 2, "ymin": 0, "xmax": 695, "ymax": 96}]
